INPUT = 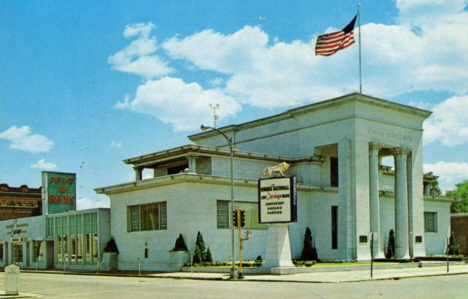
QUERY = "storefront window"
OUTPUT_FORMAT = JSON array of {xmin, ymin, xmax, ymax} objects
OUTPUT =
[
  {"xmin": 49, "ymin": 212, "xmax": 100, "ymax": 266},
  {"xmin": 12, "ymin": 243, "xmax": 23, "ymax": 264}
]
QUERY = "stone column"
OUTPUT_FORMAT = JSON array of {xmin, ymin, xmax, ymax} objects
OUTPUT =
[
  {"xmin": 394, "ymin": 148, "xmax": 410, "ymax": 259},
  {"xmin": 369, "ymin": 143, "xmax": 385, "ymax": 258},
  {"xmin": 186, "ymin": 154, "xmax": 199, "ymax": 173},
  {"xmin": 134, "ymin": 167, "xmax": 143, "ymax": 181}
]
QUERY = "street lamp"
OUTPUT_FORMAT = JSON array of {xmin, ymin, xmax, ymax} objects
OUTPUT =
[{"xmin": 200, "ymin": 124, "xmax": 237, "ymax": 279}]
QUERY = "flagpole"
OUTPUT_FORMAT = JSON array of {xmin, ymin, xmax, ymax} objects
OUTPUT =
[{"xmin": 358, "ymin": 3, "xmax": 362, "ymax": 94}]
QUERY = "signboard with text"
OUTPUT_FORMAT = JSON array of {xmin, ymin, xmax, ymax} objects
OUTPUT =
[
  {"xmin": 258, "ymin": 177, "xmax": 297, "ymax": 223},
  {"xmin": 42, "ymin": 171, "xmax": 76, "ymax": 215}
]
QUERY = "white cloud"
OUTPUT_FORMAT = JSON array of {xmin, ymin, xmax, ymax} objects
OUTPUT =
[
  {"xmin": 424, "ymin": 161, "xmax": 468, "ymax": 191},
  {"xmin": 30, "ymin": 159, "xmax": 57, "ymax": 170},
  {"xmin": 111, "ymin": 141, "xmax": 122, "ymax": 148},
  {"xmin": 77, "ymin": 197, "xmax": 110, "ymax": 211},
  {"xmin": 108, "ymin": 22, "xmax": 173, "ymax": 78},
  {"xmin": 0, "ymin": 126, "xmax": 53, "ymax": 153},
  {"xmin": 110, "ymin": 2, "xmax": 467, "ymax": 131},
  {"xmin": 119, "ymin": 77, "xmax": 242, "ymax": 131},
  {"xmin": 423, "ymin": 95, "xmax": 468, "ymax": 146},
  {"xmin": 114, "ymin": 94, "xmax": 131, "ymax": 110}
]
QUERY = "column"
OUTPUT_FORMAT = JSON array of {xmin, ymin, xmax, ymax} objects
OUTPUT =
[
  {"xmin": 394, "ymin": 148, "xmax": 410, "ymax": 259},
  {"xmin": 134, "ymin": 167, "xmax": 142, "ymax": 181},
  {"xmin": 186, "ymin": 154, "xmax": 199, "ymax": 173},
  {"xmin": 369, "ymin": 143, "xmax": 385, "ymax": 258}
]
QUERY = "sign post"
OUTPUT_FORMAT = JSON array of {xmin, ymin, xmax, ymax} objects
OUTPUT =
[{"xmin": 258, "ymin": 175, "xmax": 297, "ymax": 274}]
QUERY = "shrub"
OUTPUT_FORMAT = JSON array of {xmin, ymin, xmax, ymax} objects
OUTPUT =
[
  {"xmin": 171, "ymin": 233, "xmax": 188, "ymax": 252},
  {"xmin": 447, "ymin": 231, "xmax": 460, "ymax": 255},
  {"xmin": 193, "ymin": 231, "xmax": 211, "ymax": 264},
  {"xmin": 205, "ymin": 247, "xmax": 213, "ymax": 262},
  {"xmin": 103, "ymin": 237, "xmax": 119, "ymax": 254},
  {"xmin": 386, "ymin": 229, "xmax": 395, "ymax": 259},
  {"xmin": 301, "ymin": 227, "xmax": 319, "ymax": 261}
]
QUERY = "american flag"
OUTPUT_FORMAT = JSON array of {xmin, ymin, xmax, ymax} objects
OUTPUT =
[{"xmin": 315, "ymin": 15, "xmax": 357, "ymax": 57}]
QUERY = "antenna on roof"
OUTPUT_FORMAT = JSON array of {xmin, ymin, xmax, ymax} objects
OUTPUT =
[{"xmin": 210, "ymin": 104, "xmax": 220, "ymax": 128}]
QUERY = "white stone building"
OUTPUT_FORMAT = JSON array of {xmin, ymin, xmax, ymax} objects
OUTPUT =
[{"xmin": 95, "ymin": 93, "xmax": 452, "ymax": 271}]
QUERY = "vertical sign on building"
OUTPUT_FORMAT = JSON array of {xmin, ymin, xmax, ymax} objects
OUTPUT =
[
  {"xmin": 42, "ymin": 171, "xmax": 77, "ymax": 215},
  {"xmin": 258, "ymin": 177, "xmax": 297, "ymax": 223}
]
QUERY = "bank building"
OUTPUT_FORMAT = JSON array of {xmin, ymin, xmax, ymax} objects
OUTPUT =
[{"xmin": 0, "ymin": 93, "xmax": 452, "ymax": 272}]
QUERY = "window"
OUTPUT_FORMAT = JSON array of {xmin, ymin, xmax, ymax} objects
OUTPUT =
[
  {"xmin": 127, "ymin": 202, "xmax": 167, "ymax": 232},
  {"xmin": 425, "ymin": 212, "xmax": 437, "ymax": 232},
  {"xmin": 331, "ymin": 206, "xmax": 338, "ymax": 249},
  {"xmin": 330, "ymin": 157, "xmax": 339, "ymax": 187},
  {"xmin": 217, "ymin": 201, "xmax": 266, "ymax": 230},
  {"xmin": 217, "ymin": 201, "xmax": 229, "ymax": 229},
  {"xmin": 0, "ymin": 243, "xmax": 3, "ymax": 262},
  {"xmin": 12, "ymin": 243, "xmax": 23, "ymax": 264}
]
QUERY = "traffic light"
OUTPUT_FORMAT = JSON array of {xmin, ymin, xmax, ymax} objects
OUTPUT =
[
  {"xmin": 240, "ymin": 210, "xmax": 245, "ymax": 228},
  {"xmin": 233, "ymin": 210, "xmax": 239, "ymax": 227}
]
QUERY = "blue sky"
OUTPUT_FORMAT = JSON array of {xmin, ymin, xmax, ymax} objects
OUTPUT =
[{"xmin": 0, "ymin": 0, "xmax": 467, "ymax": 210}]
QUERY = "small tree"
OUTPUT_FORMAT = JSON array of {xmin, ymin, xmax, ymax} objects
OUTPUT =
[
  {"xmin": 205, "ymin": 247, "xmax": 213, "ymax": 263},
  {"xmin": 171, "ymin": 233, "xmax": 188, "ymax": 252},
  {"xmin": 386, "ymin": 229, "xmax": 395, "ymax": 259},
  {"xmin": 301, "ymin": 227, "xmax": 319, "ymax": 261},
  {"xmin": 447, "ymin": 231, "xmax": 460, "ymax": 255},
  {"xmin": 103, "ymin": 236, "xmax": 119, "ymax": 254},
  {"xmin": 193, "ymin": 231, "xmax": 207, "ymax": 264}
]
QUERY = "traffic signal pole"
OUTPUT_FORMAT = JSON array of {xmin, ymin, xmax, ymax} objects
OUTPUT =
[{"xmin": 238, "ymin": 209, "xmax": 243, "ymax": 278}]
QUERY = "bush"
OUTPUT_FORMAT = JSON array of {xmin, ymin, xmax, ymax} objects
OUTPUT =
[
  {"xmin": 103, "ymin": 237, "xmax": 119, "ymax": 254},
  {"xmin": 205, "ymin": 247, "xmax": 213, "ymax": 262},
  {"xmin": 386, "ymin": 229, "xmax": 395, "ymax": 259},
  {"xmin": 447, "ymin": 231, "xmax": 460, "ymax": 255},
  {"xmin": 301, "ymin": 227, "xmax": 319, "ymax": 261},
  {"xmin": 193, "ymin": 231, "xmax": 213, "ymax": 264},
  {"xmin": 171, "ymin": 234, "xmax": 188, "ymax": 252}
]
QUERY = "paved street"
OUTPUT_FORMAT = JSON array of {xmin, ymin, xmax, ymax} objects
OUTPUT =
[{"xmin": 0, "ymin": 271, "xmax": 467, "ymax": 299}]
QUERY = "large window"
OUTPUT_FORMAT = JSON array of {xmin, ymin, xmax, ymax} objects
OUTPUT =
[
  {"xmin": 127, "ymin": 202, "xmax": 167, "ymax": 232},
  {"xmin": 424, "ymin": 212, "xmax": 437, "ymax": 232},
  {"xmin": 47, "ymin": 212, "xmax": 99, "ymax": 265},
  {"xmin": 217, "ymin": 201, "xmax": 266, "ymax": 230}
]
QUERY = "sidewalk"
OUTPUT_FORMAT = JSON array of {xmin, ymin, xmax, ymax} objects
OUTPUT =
[{"xmin": 153, "ymin": 263, "xmax": 468, "ymax": 283}]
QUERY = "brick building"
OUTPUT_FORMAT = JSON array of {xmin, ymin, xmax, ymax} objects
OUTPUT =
[
  {"xmin": 451, "ymin": 214, "xmax": 468, "ymax": 255},
  {"xmin": 0, "ymin": 184, "xmax": 42, "ymax": 221}
]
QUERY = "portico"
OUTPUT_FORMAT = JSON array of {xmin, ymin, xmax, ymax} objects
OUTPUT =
[{"xmin": 369, "ymin": 144, "xmax": 414, "ymax": 259}]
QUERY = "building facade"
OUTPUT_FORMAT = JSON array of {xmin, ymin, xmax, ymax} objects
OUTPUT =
[
  {"xmin": 0, "ymin": 184, "xmax": 42, "ymax": 221},
  {"xmin": 95, "ymin": 94, "xmax": 452, "ymax": 271},
  {"xmin": 451, "ymin": 214, "xmax": 468, "ymax": 256},
  {"xmin": 0, "ymin": 172, "xmax": 110, "ymax": 270}
]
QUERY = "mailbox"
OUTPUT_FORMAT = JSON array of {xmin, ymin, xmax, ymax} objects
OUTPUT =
[{"xmin": 5, "ymin": 264, "xmax": 20, "ymax": 295}]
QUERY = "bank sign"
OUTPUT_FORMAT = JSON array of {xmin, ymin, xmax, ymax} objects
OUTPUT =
[
  {"xmin": 42, "ymin": 171, "xmax": 76, "ymax": 215},
  {"xmin": 258, "ymin": 177, "xmax": 297, "ymax": 223}
]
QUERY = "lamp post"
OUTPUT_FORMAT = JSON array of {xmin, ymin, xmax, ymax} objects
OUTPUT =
[{"xmin": 200, "ymin": 124, "xmax": 237, "ymax": 279}]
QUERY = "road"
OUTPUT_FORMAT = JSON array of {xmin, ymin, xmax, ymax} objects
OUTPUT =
[{"xmin": 1, "ymin": 273, "xmax": 467, "ymax": 299}]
